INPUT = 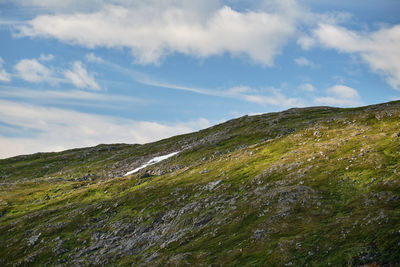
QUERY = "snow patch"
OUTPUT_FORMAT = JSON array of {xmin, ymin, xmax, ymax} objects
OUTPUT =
[{"xmin": 124, "ymin": 151, "xmax": 180, "ymax": 176}]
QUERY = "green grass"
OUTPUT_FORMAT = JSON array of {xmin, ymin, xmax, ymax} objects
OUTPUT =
[{"xmin": 0, "ymin": 101, "xmax": 400, "ymax": 266}]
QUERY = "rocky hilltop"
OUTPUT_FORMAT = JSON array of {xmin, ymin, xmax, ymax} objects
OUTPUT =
[{"xmin": 0, "ymin": 101, "xmax": 400, "ymax": 266}]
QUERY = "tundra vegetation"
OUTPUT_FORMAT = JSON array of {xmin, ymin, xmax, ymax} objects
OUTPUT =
[{"xmin": 0, "ymin": 101, "xmax": 399, "ymax": 266}]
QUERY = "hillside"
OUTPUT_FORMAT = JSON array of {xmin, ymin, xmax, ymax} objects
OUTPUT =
[{"xmin": 1, "ymin": 101, "xmax": 400, "ymax": 266}]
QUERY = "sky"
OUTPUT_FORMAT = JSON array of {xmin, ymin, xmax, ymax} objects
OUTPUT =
[{"xmin": 0, "ymin": 0, "xmax": 399, "ymax": 158}]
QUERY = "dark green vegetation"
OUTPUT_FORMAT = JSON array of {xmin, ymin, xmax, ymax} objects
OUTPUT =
[{"xmin": 1, "ymin": 101, "xmax": 400, "ymax": 266}]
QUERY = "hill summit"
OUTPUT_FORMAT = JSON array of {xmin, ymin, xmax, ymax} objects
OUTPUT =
[{"xmin": 1, "ymin": 101, "xmax": 400, "ymax": 266}]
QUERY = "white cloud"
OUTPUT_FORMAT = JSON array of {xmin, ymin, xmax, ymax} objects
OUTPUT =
[
  {"xmin": 311, "ymin": 23, "xmax": 400, "ymax": 90},
  {"xmin": 135, "ymin": 74, "xmax": 304, "ymax": 108},
  {"xmin": 0, "ymin": 99, "xmax": 210, "ymax": 158},
  {"xmin": 242, "ymin": 90, "xmax": 304, "ymax": 107},
  {"xmin": 294, "ymin": 57, "xmax": 317, "ymax": 68},
  {"xmin": 0, "ymin": 85, "xmax": 144, "ymax": 106},
  {"xmin": 85, "ymin": 53, "xmax": 104, "ymax": 63},
  {"xmin": 0, "ymin": 70, "xmax": 10, "ymax": 82},
  {"xmin": 299, "ymin": 83, "xmax": 316, "ymax": 92},
  {"xmin": 63, "ymin": 61, "xmax": 100, "ymax": 90},
  {"xmin": 105, "ymin": 59, "xmax": 305, "ymax": 108},
  {"xmin": 14, "ymin": 58, "xmax": 101, "ymax": 90},
  {"xmin": 17, "ymin": 2, "xmax": 299, "ymax": 65},
  {"xmin": 12, "ymin": 0, "xmax": 216, "ymax": 13},
  {"xmin": 226, "ymin": 86, "xmax": 254, "ymax": 94},
  {"xmin": 11, "ymin": 0, "xmax": 104, "ymax": 12},
  {"xmin": 326, "ymin": 84, "xmax": 359, "ymax": 98},
  {"xmin": 297, "ymin": 36, "xmax": 316, "ymax": 50},
  {"xmin": 39, "ymin": 53, "xmax": 54, "ymax": 61},
  {"xmin": 0, "ymin": 57, "xmax": 11, "ymax": 82},
  {"xmin": 14, "ymin": 58, "xmax": 53, "ymax": 83},
  {"xmin": 314, "ymin": 84, "xmax": 361, "ymax": 107}
]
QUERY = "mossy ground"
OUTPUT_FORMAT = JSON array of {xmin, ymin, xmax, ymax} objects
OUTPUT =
[{"xmin": 0, "ymin": 102, "xmax": 400, "ymax": 266}]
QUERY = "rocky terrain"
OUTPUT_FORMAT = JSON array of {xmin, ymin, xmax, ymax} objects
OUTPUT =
[{"xmin": 0, "ymin": 101, "xmax": 400, "ymax": 266}]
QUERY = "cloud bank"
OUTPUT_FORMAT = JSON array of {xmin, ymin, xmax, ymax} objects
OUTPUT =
[
  {"xmin": 0, "ymin": 99, "xmax": 210, "ymax": 158},
  {"xmin": 18, "ymin": 1, "xmax": 299, "ymax": 65}
]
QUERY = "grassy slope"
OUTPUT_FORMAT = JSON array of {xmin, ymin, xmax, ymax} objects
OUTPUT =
[{"xmin": 0, "ymin": 101, "xmax": 399, "ymax": 266}]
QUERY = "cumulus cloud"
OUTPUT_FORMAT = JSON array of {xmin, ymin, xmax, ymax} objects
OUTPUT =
[
  {"xmin": 14, "ymin": 58, "xmax": 53, "ymax": 82},
  {"xmin": 63, "ymin": 61, "xmax": 100, "ymax": 90},
  {"xmin": 17, "ymin": 1, "xmax": 299, "ymax": 65},
  {"xmin": 314, "ymin": 84, "xmax": 361, "ymax": 107},
  {"xmin": 14, "ymin": 57, "xmax": 101, "ymax": 90},
  {"xmin": 0, "ymin": 57, "xmax": 11, "ymax": 82},
  {"xmin": 0, "ymin": 99, "xmax": 210, "ymax": 158},
  {"xmin": 311, "ymin": 23, "xmax": 400, "ymax": 90}
]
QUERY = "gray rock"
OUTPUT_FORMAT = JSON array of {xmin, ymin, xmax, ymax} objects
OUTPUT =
[
  {"xmin": 143, "ymin": 252, "xmax": 158, "ymax": 263},
  {"xmin": 193, "ymin": 213, "xmax": 213, "ymax": 227},
  {"xmin": 253, "ymin": 229, "xmax": 266, "ymax": 240},
  {"xmin": 140, "ymin": 172, "xmax": 152, "ymax": 178},
  {"xmin": 205, "ymin": 180, "xmax": 222, "ymax": 191},
  {"xmin": 200, "ymin": 169, "xmax": 209, "ymax": 174},
  {"xmin": 314, "ymin": 130, "xmax": 321, "ymax": 137},
  {"xmin": 28, "ymin": 233, "xmax": 41, "ymax": 246}
]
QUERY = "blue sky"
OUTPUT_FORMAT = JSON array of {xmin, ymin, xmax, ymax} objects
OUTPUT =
[{"xmin": 0, "ymin": 0, "xmax": 399, "ymax": 158}]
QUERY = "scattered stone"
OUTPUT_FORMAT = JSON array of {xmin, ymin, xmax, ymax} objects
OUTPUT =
[
  {"xmin": 253, "ymin": 229, "xmax": 266, "ymax": 240},
  {"xmin": 314, "ymin": 130, "xmax": 321, "ymax": 137},
  {"xmin": 140, "ymin": 172, "xmax": 152, "ymax": 179},
  {"xmin": 200, "ymin": 169, "xmax": 209, "ymax": 174},
  {"xmin": 143, "ymin": 252, "xmax": 158, "ymax": 263},
  {"xmin": 28, "ymin": 233, "xmax": 41, "ymax": 246},
  {"xmin": 205, "ymin": 180, "xmax": 222, "ymax": 191},
  {"xmin": 193, "ymin": 213, "xmax": 213, "ymax": 227}
]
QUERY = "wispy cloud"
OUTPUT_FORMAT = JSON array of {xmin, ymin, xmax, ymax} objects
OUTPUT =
[
  {"xmin": 306, "ymin": 23, "xmax": 400, "ymax": 90},
  {"xmin": 0, "ymin": 85, "xmax": 145, "ymax": 106},
  {"xmin": 314, "ymin": 84, "xmax": 362, "ymax": 107},
  {"xmin": 63, "ymin": 61, "xmax": 100, "ymax": 90},
  {"xmin": 0, "ymin": 99, "xmax": 210, "ymax": 158},
  {"xmin": 0, "ymin": 57, "xmax": 11, "ymax": 82},
  {"xmin": 140, "ymin": 76, "xmax": 304, "ymax": 107},
  {"xmin": 294, "ymin": 57, "xmax": 318, "ymax": 68},
  {"xmin": 97, "ymin": 58, "xmax": 305, "ymax": 108},
  {"xmin": 242, "ymin": 89, "xmax": 305, "ymax": 107},
  {"xmin": 85, "ymin": 53, "xmax": 104, "ymax": 63},
  {"xmin": 299, "ymin": 83, "xmax": 316, "ymax": 92},
  {"xmin": 39, "ymin": 53, "xmax": 54, "ymax": 61}
]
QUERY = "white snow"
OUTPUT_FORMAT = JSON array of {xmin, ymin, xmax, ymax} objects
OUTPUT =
[{"xmin": 124, "ymin": 151, "xmax": 180, "ymax": 176}]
